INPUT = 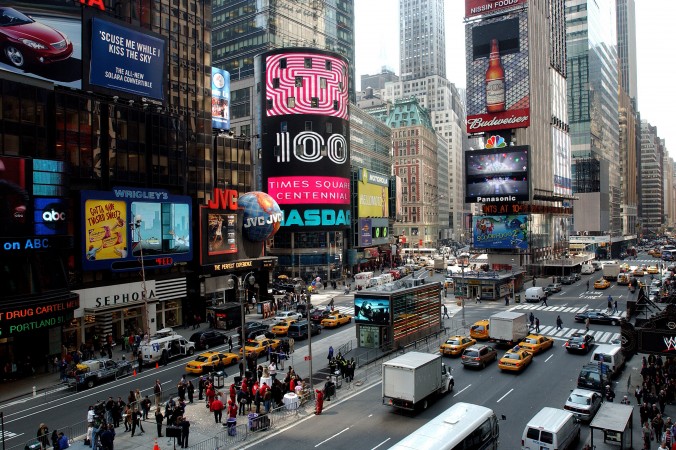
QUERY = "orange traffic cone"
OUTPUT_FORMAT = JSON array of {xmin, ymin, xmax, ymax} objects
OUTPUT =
[
  {"xmin": 133, "ymin": 369, "xmax": 137, "ymax": 376},
  {"xmin": 153, "ymin": 439, "xmax": 160, "ymax": 450},
  {"xmin": 156, "ymin": 362, "xmax": 159, "ymax": 369}
]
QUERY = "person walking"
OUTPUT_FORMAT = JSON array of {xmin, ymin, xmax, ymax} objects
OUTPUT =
[
  {"xmin": 153, "ymin": 379, "xmax": 162, "ymax": 408},
  {"xmin": 586, "ymin": 280, "xmax": 590, "ymax": 291},
  {"xmin": 99, "ymin": 425, "xmax": 114, "ymax": 450},
  {"xmin": 37, "ymin": 423, "xmax": 50, "ymax": 450},
  {"xmin": 442, "ymin": 304, "xmax": 450, "ymax": 319},
  {"xmin": 535, "ymin": 317, "xmax": 540, "ymax": 333},
  {"xmin": 607, "ymin": 295, "xmax": 613, "ymax": 313},
  {"xmin": 613, "ymin": 299, "xmax": 618, "ymax": 315},
  {"xmin": 529, "ymin": 312, "xmax": 535, "ymax": 330},
  {"xmin": 327, "ymin": 346, "xmax": 334, "ymax": 361},
  {"xmin": 154, "ymin": 408, "xmax": 163, "ymax": 437},
  {"xmin": 475, "ymin": 295, "xmax": 481, "ymax": 304},
  {"xmin": 540, "ymin": 294, "xmax": 548, "ymax": 307},
  {"xmin": 556, "ymin": 315, "xmax": 563, "ymax": 330},
  {"xmin": 585, "ymin": 317, "xmax": 590, "ymax": 332},
  {"xmin": 228, "ymin": 336, "xmax": 233, "ymax": 353},
  {"xmin": 130, "ymin": 408, "xmax": 144, "ymax": 436},
  {"xmin": 210, "ymin": 396, "xmax": 224, "ymax": 423},
  {"xmin": 179, "ymin": 418, "xmax": 190, "ymax": 449}
]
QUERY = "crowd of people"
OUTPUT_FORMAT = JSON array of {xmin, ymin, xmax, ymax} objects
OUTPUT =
[{"xmin": 636, "ymin": 354, "xmax": 676, "ymax": 449}]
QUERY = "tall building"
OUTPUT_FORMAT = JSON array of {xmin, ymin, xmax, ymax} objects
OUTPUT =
[
  {"xmin": 361, "ymin": 67, "xmax": 399, "ymax": 92},
  {"xmin": 616, "ymin": 0, "xmax": 638, "ymax": 104},
  {"xmin": 399, "ymin": 0, "xmax": 446, "ymax": 81},
  {"xmin": 640, "ymin": 120, "xmax": 664, "ymax": 233},
  {"xmin": 212, "ymin": 0, "xmax": 356, "ymax": 134},
  {"xmin": 567, "ymin": 0, "xmax": 622, "ymax": 244}
]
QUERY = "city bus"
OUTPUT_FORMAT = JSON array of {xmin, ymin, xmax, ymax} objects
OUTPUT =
[
  {"xmin": 389, "ymin": 402, "xmax": 500, "ymax": 450},
  {"xmin": 401, "ymin": 247, "xmax": 437, "ymax": 263}
]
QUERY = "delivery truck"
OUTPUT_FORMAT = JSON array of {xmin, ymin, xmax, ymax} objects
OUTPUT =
[
  {"xmin": 602, "ymin": 263, "xmax": 621, "ymax": 281},
  {"xmin": 489, "ymin": 311, "xmax": 528, "ymax": 346},
  {"xmin": 382, "ymin": 352, "xmax": 454, "ymax": 411},
  {"xmin": 433, "ymin": 257, "xmax": 446, "ymax": 273}
]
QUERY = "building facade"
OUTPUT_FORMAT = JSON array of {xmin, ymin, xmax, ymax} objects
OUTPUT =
[
  {"xmin": 399, "ymin": 0, "xmax": 446, "ymax": 81},
  {"xmin": 640, "ymin": 120, "xmax": 664, "ymax": 233}
]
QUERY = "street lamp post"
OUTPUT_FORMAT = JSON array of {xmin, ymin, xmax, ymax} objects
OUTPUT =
[
  {"xmin": 460, "ymin": 262, "xmax": 467, "ymax": 327},
  {"xmin": 130, "ymin": 216, "xmax": 150, "ymax": 337},
  {"xmin": 228, "ymin": 272, "xmax": 256, "ymax": 351}
]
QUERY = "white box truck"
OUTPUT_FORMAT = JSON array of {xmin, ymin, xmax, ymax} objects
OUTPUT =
[
  {"xmin": 433, "ymin": 257, "xmax": 446, "ymax": 273},
  {"xmin": 354, "ymin": 272, "xmax": 374, "ymax": 289},
  {"xmin": 382, "ymin": 352, "xmax": 454, "ymax": 411},
  {"xmin": 489, "ymin": 311, "xmax": 529, "ymax": 346},
  {"xmin": 602, "ymin": 263, "xmax": 621, "ymax": 281}
]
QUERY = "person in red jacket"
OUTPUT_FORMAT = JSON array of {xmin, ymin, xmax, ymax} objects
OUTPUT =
[
  {"xmin": 205, "ymin": 382, "xmax": 216, "ymax": 408},
  {"xmin": 229, "ymin": 383, "xmax": 236, "ymax": 404},
  {"xmin": 210, "ymin": 397, "xmax": 224, "ymax": 423},
  {"xmin": 227, "ymin": 400, "xmax": 237, "ymax": 419},
  {"xmin": 315, "ymin": 389, "xmax": 324, "ymax": 415}
]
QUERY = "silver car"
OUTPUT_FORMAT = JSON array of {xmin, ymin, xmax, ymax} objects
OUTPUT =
[{"xmin": 564, "ymin": 388, "xmax": 602, "ymax": 421}]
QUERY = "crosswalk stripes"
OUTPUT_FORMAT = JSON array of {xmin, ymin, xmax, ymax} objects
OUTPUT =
[
  {"xmin": 527, "ymin": 323, "xmax": 619, "ymax": 343},
  {"xmin": 511, "ymin": 304, "xmax": 589, "ymax": 314}
]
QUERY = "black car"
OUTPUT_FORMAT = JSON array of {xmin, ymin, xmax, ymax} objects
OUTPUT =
[
  {"xmin": 574, "ymin": 311, "xmax": 620, "ymax": 326},
  {"xmin": 577, "ymin": 363, "xmax": 610, "ymax": 392},
  {"xmin": 560, "ymin": 276, "xmax": 574, "ymax": 285},
  {"xmin": 310, "ymin": 308, "xmax": 331, "ymax": 323},
  {"xmin": 564, "ymin": 332, "xmax": 595, "ymax": 354},
  {"xmin": 189, "ymin": 330, "xmax": 227, "ymax": 350},
  {"xmin": 573, "ymin": 272, "xmax": 581, "ymax": 281},
  {"xmin": 238, "ymin": 321, "xmax": 270, "ymax": 338}
]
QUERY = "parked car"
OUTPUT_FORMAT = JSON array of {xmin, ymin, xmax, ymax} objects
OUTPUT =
[
  {"xmin": 560, "ymin": 276, "xmax": 574, "ymax": 285},
  {"xmin": 546, "ymin": 283, "xmax": 562, "ymax": 293},
  {"xmin": 189, "ymin": 330, "xmax": 227, "ymax": 350},
  {"xmin": 574, "ymin": 311, "xmax": 620, "ymax": 326},
  {"xmin": 564, "ymin": 388, "xmax": 602, "ymax": 422},
  {"xmin": 564, "ymin": 333, "xmax": 595, "ymax": 354},
  {"xmin": 460, "ymin": 345, "xmax": 497, "ymax": 369}
]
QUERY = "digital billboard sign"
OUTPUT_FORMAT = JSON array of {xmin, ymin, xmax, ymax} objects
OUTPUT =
[
  {"xmin": 256, "ymin": 48, "xmax": 351, "ymax": 231},
  {"xmin": 358, "ymin": 218, "xmax": 389, "ymax": 247},
  {"xmin": 89, "ymin": 17, "xmax": 165, "ymax": 101},
  {"xmin": 357, "ymin": 168, "xmax": 389, "ymax": 218},
  {"xmin": 0, "ymin": 1, "xmax": 82, "ymax": 89},
  {"xmin": 472, "ymin": 214, "xmax": 529, "ymax": 250},
  {"xmin": 81, "ymin": 188, "xmax": 192, "ymax": 271},
  {"xmin": 465, "ymin": 0, "xmax": 528, "ymax": 19},
  {"xmin": 354, "ymin": 297, "xmax": 391, "ymax": 325},
  {"xmin": 212, "ymin": 67, "xmax": 230, "ymax": 130},
  {"xmin": 465, "ymin": 11, "xmax": 530, "ymax": 134},
  {"xmin": 465, "ymin": 146, "xmax": 529, "ymax": 203}
]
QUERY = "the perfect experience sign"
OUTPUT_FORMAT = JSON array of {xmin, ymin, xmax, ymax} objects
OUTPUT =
[{"xmin": 89, "ymin": 18, "xmax": 165, "ymax": 100}]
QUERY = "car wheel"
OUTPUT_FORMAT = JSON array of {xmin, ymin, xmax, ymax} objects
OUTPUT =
[
  {"xmin": 86, "ymin": 379, "xmax": 95, "ymax": 389},
  {"xmin": 348, "ymin": 317, "xmax": 352, "ymax": 323},
  {"xmin": 188, "ymin": 347, "xmax": 195, "ymax": 356},
  {"xmin": 204, "ymin": 343, "xmax": 210, "ymax": 350},
  {"xmin": 480, "ymin": 362, "xmax": 485, "ymax": 370},
  {"xmin": 423, "ymin": 399, "xmax": 428, "ymax": 410},
  {"xmin": 611, "ymin": 320, "xmax": 618, "ymax": 326},
  {"xmin": 4, "ymin": 45, "xmax": 27, "ymax": 68}
]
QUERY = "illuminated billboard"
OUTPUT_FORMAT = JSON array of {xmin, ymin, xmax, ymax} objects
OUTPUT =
[
  {"xmin": 465, "ymin": 146, "xmax": 530, "ymax": 203},
  {"xmin": 358, "ymin": 218, "xmax": 389, "ymax": 247},
  {"xmin": 88, "ymin": 17, "xmax": 166, "ymax": 101},
  {"xmin": 354, "ymin": 297, "xmax": 391, "ymax": 325},
  {"xmin": 473, "ymin": 214, "xmax": 529, "ymax": 250},
  {"xmin": 465, "ymin": 11, "xmax": 530, "ymax": 134},
  {"xmin": 357, "ymin": 168, "xmax": 389, "ymax": 218},
  {"xmin": 256, "ymin": 48, "xmax": 351, "ymax": 231},
  {"xmin": 465, "ymin": 0, "xmax": 528, "ymax": 19},
  {"xmin": 212, "ymin": 67, "xmax": 230, "ymax": 130},
  {"xmin": 0, "ymin": 1, "xmax": 82, "ymax": 89},
  {"xmin": 81, "ymin": 188, "xmax": 192, "ymax": 271}
]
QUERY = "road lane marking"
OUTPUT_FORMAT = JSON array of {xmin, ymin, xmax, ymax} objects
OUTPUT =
[
  {"xmin": 371, "ymin": 438, "xmax": 391, "ymax": 450},
  {"xmin": 0, "ymin": 431, "xmax": 22, "ymax": 440},
  {"xmin": 545, "ymin": 354, "xmax": 554, "ymax": 363},
  {"xmin": 315, "ymin": 427, "xmax": 350, "ymax": 447},
  {"xmin": 368, "ymin": 414, "xmax": 373, "ymax": 417},
  {"xmin": 454, "ymin": 384, "xmax": 472, "ymax": 397},
  {"xmin": 496, "ymin": 388, "xmax": 513, "ymax": 403}
]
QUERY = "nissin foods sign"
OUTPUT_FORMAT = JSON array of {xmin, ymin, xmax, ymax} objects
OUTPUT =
[{"xmin": 256, "ymin": 48, "xmax": 351, "ymax": 231}]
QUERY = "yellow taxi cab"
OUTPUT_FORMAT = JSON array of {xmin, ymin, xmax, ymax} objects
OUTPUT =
[
  {"xmin": 440, "ymin": 335, "xmax": 476, "ymax": 357},
  {"xmin": 270, "ymin": 319, "xmax": 296, "ymax": 336},
  {"xmin": 519, "ymin": 334, "xmax": 554, "ymax": 355},
  {"xmin": 498, "ymin": 346, "xmax": 533, "ymax": 372},
  {"xmin": 619, "ymin": 263, "xmax": 630, "ymax": 272},
  {"xmin": 648, "ymin": 248, "xmax": 657, "ymax": 256},
  {"xmin": 594, "ymin": 279, "xmax": 611, "ymax": 289},
  {"xmin": 238, "ymin": 338, "xmax": 280, "ymax": 358},
  {"xmin": 633, "ymin": 267, "xmax": 645, "ymax": 277},
  {"xmin": 321, "ymin": 313, "xmax": 352, "ymax": 328},
  {"xmin": 647, "ymin": 265, "xmax": 660, "ymax": 274},
  {"xmin": 185, "ymin": 352, "xmax": 238, "ymax": 374},
  {"xmin": 470, "ymin": 320, "xmax": 490, "ymax": 340}
]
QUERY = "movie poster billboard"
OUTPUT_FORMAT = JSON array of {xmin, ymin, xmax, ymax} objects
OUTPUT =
[
  {"xmin": 465, "ymin": 10, "xmax": 530, "ymax": 134},
  {"xmin": 207, "ymin": 212, "xmax": 237, "ymax": 255},
  {"xmin": 465, "ymin": 146, "xmax": 529, "ymax": 203},
  {"xmin": 212, "ymin": 67, "xmax": 230, "ymax": 130},
  {"xmin": 88, "ymin": 17, "xmax": 165, "ymax": 101},
  {"xmin": 0, "ymin": 1, "xmax": 82, "ymax": 89},
  {"xmin": 81, "ymin": 188, "xmax": 192, "ymax": 271},
  {"xmin": 354, "ymin": 297, "xmax": 391, "ymax": 325},
  {"xmin": 473, "ymin": 215, "xmax": 529, "ymax": 250},
  {"xmin": 357, "ymin": 168, "xmax": 389, "ymax": 218}
]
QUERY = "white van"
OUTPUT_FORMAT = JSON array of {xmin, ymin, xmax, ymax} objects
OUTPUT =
[
  {"xmin": 140, "ymin": 328, "xmax": 195, "ymax": 366},
  {"xmin": 581, "ymin": 264, "xmax": 595, "ymax": 275},
  {"xmin": 525, "ymin": 287, "xmax": 546, "ymax": 303},
  {"xmin": 354, "ymin": 272, "xmax": 374, "ymax": 289},
  {"xmin": 522, "ymin": 407, "xmax": 580, "ymax": 450},
  {"xmin": 590, "ymin": 344, "xmax": 625, "ymax": 378}
]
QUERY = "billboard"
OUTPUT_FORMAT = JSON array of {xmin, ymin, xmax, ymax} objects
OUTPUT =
[
  {"xmin": 256, "ymin": 48, "xmax": 351, "ymax": 231},
  {"xmin": 357, "ymin": 168, "xmax": 389, "ymax": 218},
  {"xmin": 212, "ymin": 67, "xmax": 230, "ymax": 130},
  {"xmin": 473, "ymin": 214, "xmax": 529, "ymax": 250},
  {"xmin": 465, "ymin": 11, "xmax": 530, "ymax": 134},
  {"xmin": 88, "ymin": 17, "xmax": 165, "ymax": 101},
  {"xmin": 465, "ymin": 0, "xmax": 528, "ymax": 19},
  {"xmin": 553, "ymin": 127, "xmax": 572, "ymax": 197},
  {"xmin": 358, "ymin": 218, "xmax": 389, "ymax": 247},
  {"xmin": 465, "ymin": 146, "xmax": 529, "ymax": 203},
  {"xmin": 0, "ymin": 1, "xmax": 82, "ymax": 88},
  {"xmin": 81, "ymin": 188, "xmax": 192, "ymax": 271},
  {"xmin": 354, "ymin": 297, "xmax": 391, "ymax": 325}
]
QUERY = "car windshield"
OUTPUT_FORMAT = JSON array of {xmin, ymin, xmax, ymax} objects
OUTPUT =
[
  {"xmin": 524, "ymin": 338, "xmax": 537, "ymax": 344},
  {"xmin": 0, "ymin": 8, "xmax": 33, "ymax": 26},
  {"xmin": 446, "ymin": 339, "xmax": 461, "ymax": 345},
  {"xmin": 471, "ymin": 325, "xmax": 485, "ymax": 332},
  {"xmin": 194, "ymin": 355, "xmax": 209, "ymax": 362},
  {"xmin": 570, "ymin": 336, "xmax": 585, "ymax": 343},
  {"xmin": 464, "ymin": 350, "xmax": 478, "ymax": 357},
  {"xmin": 504, "ymin": 353, "xmax": 521, "ymax": 360},
  {"xmin": 569, "ymin": 393, "xmax": 592, "ymax": 405}
]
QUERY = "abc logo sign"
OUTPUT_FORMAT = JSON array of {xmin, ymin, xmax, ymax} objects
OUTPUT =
[{"xmin": 43, "ymin": 209, "xmax": 66, "ymax": 222}]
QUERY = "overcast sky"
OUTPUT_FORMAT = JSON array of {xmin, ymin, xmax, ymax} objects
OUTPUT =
[{"xmin": 355, "ymin": 0, "xmax": 674, "ymax": 157}]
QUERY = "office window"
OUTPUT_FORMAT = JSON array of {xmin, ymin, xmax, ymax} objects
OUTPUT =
[
  {"xmin": 311, "ymin": 97, "xmax": 319, "ymax": 108},
  {"xmin": 273, "ymin": 78, "xmax": 280, "ymax": 88},
  {"xmin": 295, "ymin": 76, "xmax": 303, "ymax": 87},
  {"xmin": 325, "ymin": 60, "xmax": 332, "ymax": 70},
  {"xmin": 266, "ymin": 99, "xmax": 273, "ymax": 109}
]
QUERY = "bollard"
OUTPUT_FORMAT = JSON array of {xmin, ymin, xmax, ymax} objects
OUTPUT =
[{"xmin": 33, "ymin": 386, "xmax": 36, "ymax": 398}]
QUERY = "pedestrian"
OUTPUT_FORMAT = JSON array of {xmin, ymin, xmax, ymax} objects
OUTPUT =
[
  {"xmin": 141, "ymin": 395, "xmax": 151, "ymax": 420},
  {"xmin": 179, "ymin": 417, "xmax": 190, "ymax": 448},
  {"xmin": 585, "ymin": 317, "xmax": 590, "ymax": 332},
  {"xmin": 154, "ymin": 408, "xmax": 163, "ymax": 437},
  {"xmin": 228, "ymin": 336, "xmax": 233, "ymax": 353},
  {"xmin": 535, "ymin": 317, "xmax": 540, "ymax": 333},
  {"xmin": 540, "ymin": 295, "xmax": 548, "ymax": 307},
  {"xmin": 475, "ymin": 295, "xmax": 481, "ymax": 303},
  {"xmin": 238, "ymin": 362, "xmax": 244, "ymax": 379},
  {"xmin": 268, "ymin": 360, "xmax": 277, "ymax": 381},
  {"xmin": 187, "ymin": 381, "xmax": 194, "ymax": 403},
  {"xmin": 327, "ymin": 345, "xmax": 334, "ymax": 361},
  {"xmin": 99, "ymin": 425, "xmax": 114, "ymax": 450},
  {"xmin": 315, "ymin": 389, "xmax": 324, "ymax": 415},
  {"xmin": 586, "ymin": 280, "xmax": 590, "ymax": 291},
  {"xmin": 210, "ymin": 397, "xmax": 224, "ymax": 423},
  {"xmin": 442, "ymin": 304, "xmax": 450, "ymax": 319},
  {"xmin": 37, "ymin": 423, "xmax": 50, "ymax": 450},
  {"xmin": 533, "ymin": 278, "xmax": 536, "ymax": 287},
  {"xmin": 136, "ymin": 352, "xmax": 143, "ymax": 373},
  {"xmin": 635, "ymin": 384, "xmax": 643, "ymax": 405},
  {"xmin": 130, "ymin": 408, "xmax": 144, "ymax": 436},
  {"xmin": 529, "ymin": 312, "xmax": 535, "ymax": 330},
  {"xmin": 154, "ymin": 379, "xmax": 162, "ymax": 408},
  {"xmin": 607, "ymin": 296, "xmax": 613, "ymax": 312},
  {"xmin": 613, "ymin": 299, "xmax": 618, "ymax": 314},
  {"xmin": 556, "ymin": 315, "xmax": 563, "ymax": 330},
  {"xmin": 57, "ymin": 432, "xmax": 69, "ymax": 450},
  {"xmin": 642, "ymin": 420, "xmax": 654, "ymax": 449}
]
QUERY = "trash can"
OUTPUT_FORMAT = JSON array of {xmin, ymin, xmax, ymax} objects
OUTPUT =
[
  {"xmin": 226, "ymin": 418, "xmax": 237, "ymax": 436},
  {"xmin": 515, "ymin": 293, "xmax": 521, "ymax": 303},
  {"xmin": 214, "ymin": 370, "xmax": 225, "ymax": 388},
  {"xmin": 248, "ymin": 413, "xmax": 259, "ymax": 430}
]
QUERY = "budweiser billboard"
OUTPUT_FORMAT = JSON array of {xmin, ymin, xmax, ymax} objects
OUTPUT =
[
  {"xmin": 465, "ymin": 0, "xmax": 528, "ymax": 19},
  {"xmin": 465, "ymin": 10, "xmax": 530, "ymax": 134}
]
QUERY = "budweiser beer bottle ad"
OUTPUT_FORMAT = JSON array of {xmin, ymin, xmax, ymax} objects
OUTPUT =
[{"xmin": 465, "ymin": 12, "xmax": 530, "ymax": 134}]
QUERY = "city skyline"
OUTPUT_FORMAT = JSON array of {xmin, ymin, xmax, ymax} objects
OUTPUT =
[{"xmin": 355, "ymin": 0, "xmax": 674, "ymax": 157}]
